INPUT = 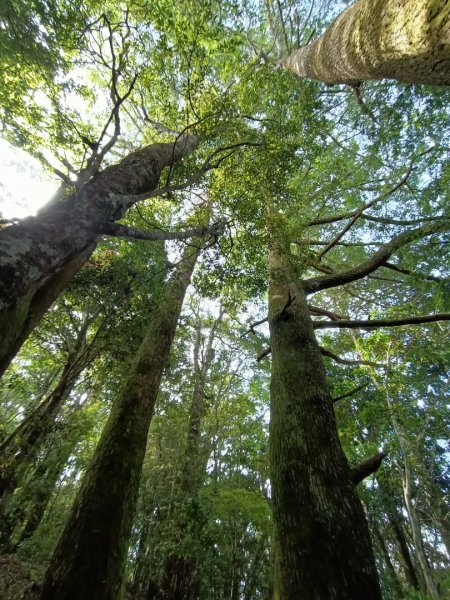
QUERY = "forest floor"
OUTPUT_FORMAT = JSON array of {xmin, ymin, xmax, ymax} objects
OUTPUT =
[{"xmin": 0, "ymin": 554, "xmax": 41, "ymax": 599}]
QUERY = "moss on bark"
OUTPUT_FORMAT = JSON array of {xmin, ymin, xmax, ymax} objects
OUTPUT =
[
  {"xmin": 39, "ymin": 241, "xmax": 201, "ymax": 600},
  {"xmin": 268, "ymin": 240, "xmax": 381, "ymax": 599},
  {"xmin": 281, "ymin": 0, "xmax": 450, "ymax": 86}
]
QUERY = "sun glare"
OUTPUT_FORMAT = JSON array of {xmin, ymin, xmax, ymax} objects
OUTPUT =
[{"xmin": 0, "ymin": 139, "xmax": 59, "ymax": 219}]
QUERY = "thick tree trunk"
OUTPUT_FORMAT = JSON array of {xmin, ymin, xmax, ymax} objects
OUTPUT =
[
  {"xmin": 0, "ymin": 135, "xmax": 198, "ymax": 369},
  {"xmin": 39, "ymin": 236, "xmax": 202, "ymax": 600},
  {"xmin": 268, "ymin": 240, "xmax": 381, "ymax": 599},
  {"xmin": 0, "ymin": 241, "xmax": 96, "ymax": 377},
  {"xmin": 280, "ymin": 0, "xmax": 450, "ymax": 86}
]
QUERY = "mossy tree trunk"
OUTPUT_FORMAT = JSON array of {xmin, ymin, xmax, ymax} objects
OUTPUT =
[
  {"xmin": 39, "ymin": 233, "xmax": 203, "ymax": 600},
  {"xmin": 0, "ymin": 135, "xmax": 198, "ymax": 372},
  {"xmin": 0, "ymin": 242, "xmax": 96, "ymax": 378},
  {"xmin": 268, "ymin": 238, "xmax": 381, "ymax": 599},
  {"xmin": 280, "ymin": 0, "xmax": 450, "ymax": 86}
]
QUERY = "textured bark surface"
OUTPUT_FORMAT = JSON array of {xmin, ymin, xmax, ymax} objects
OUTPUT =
[
  {"xmin": 39, "ymin": 239, "xmax": 201, "ymax": 600},
  {"xmin": 0, "ymin": 135, "xmax": 198, "ymax": 369},
  {"xmin": 280, "ymin": 0, "xmax": 450, "ymax": 86},
  {"xmin": 268, "ymin": 241, "xmax": 381, "ymax": 599},
  {"xmin": 0, "ymin": 242, "xmax": 96, "ymax": 377}
]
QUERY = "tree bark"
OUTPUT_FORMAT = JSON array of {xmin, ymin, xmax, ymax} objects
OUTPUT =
[
  {"xmin": 0, "ymin": 241, "xmax": 96, "ymax": 377},
  {"xmin": 0, "ymin": 310, "xmax": 96, "ymax": 509},
  {"xmin": 268, "ymin": 238, "xmax": 381, "ymax": 599},
  {"xmin": 279, "ymin": 0, "xmax": 450, "ymax": 86},
  {"xmin": 349, "ymin": 452, "xmax": 387, "ymax": 485},
  {"xmin": 0, "ymin": 135, "xmax": 198, "ymax": 370},
  {"xmin": 39, "ymin": 234, "xmax": 202, "ymax": 600},
  {"xmin": 389, "ymin": 514, "xmax": 421, "ymax": 591}
]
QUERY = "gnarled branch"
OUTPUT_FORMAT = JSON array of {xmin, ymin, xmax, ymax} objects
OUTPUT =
[
  {"xmin": 303, "ymin": 220, "xmax": 450, "ymax": 294},
  {"xmin": 314, "ymin": 313, "xmax": 450, "ymax": 330}
]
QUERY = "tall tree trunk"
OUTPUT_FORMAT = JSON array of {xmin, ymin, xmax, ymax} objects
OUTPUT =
[
  {"xmin": 279, "ymin": 0, "xmax": 450, "ymax": 86},
  {"xmin": 159, "ymin": 314, "xmax": 221, "ymax": 600},
  {"xmin": 389, "ymin": 514, "xmax": 421, "ymax": 591},
  {"xmin": 0, "ymin": 135, "xmax": 198, "ymax": 368},
  {"xmin": 384, "ymin": 376, "xmax": 440, "ymax": 599},
  {"xmin": 268, "ymin": 238, "xmax": 381, "ymax": 599},
  {"xmin": 0, "ymin": 311, "xmax": 96, "ymax": 508},
  {"xmin": 371, "ymin": 520, "xmax": 404, "ymax": 598},
  {"xmin": 1, "ymin": 421, "xmax": 81, "ymax": 549},
  {"xmin": 39, "ymin": 233, "xmax": 203, "ymax": 600}
]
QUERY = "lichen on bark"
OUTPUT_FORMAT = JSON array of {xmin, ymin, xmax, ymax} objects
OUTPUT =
[{"xmin": 280, "ymin": 0, "xmax": 450, "ymax": 86}]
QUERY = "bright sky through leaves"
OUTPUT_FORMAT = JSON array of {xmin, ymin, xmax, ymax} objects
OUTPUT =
[{"xmin": 0, "ymin": 139, "xmax": 59, "ymax": 219}]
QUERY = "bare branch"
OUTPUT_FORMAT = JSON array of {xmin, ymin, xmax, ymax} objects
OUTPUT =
[
  {"xmin": 241, "ymin": 317, "xmax": 268, "ymax": 337},
  {"xmin": 320, "ymin": 347, "xmax": 385, "ymax": 367},
  {"xmin": 95, "ymin": 219, "xmax": 226, "ymax": 242},
  {"xmin": 303, "ymin": 220, "xmax": 450, "ymax": 294},
  {"xmin": 314, "ymin": 313, "xmax": 450, "ymax": 330},
  {"xmin": 308, "ymin": 305, "xmax": 346, "ymax": 321},
  {"xmin": 332, "ymin": 383, "xmax": 368, "ymax": 403},
  {"xmin": 383, "ymin": 262, "xmax": 444, "ymax": 283},
  {"xmin": 315, "ymin": 157, "xmax": 418, "ymax": 261},
  {"xmin": 257, "ymin": 347, "xmax": 272, "ymax": 362},
  {"xmin": 293, "ymin": 238, "xmax": 380, "ymax": 247}
]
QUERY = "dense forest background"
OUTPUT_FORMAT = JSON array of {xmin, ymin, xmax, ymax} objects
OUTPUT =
[{"xmin": 0, "ymin": 0, "xmax": 449, "ymax": 598}]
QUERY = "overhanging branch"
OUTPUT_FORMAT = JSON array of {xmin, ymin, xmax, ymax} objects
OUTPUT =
[
  {"xmin": 95, "ymin": 220, "xmax": 226, "ymax": 242},
  {"xmin": 332, "ymin": 383, "xmax": 368, "ymax": 403},
  {"xmin": 314, "ymin": 313, "xmax": 450, "ymax": 330},
  {"xmin": 303, "ymin": 220, "xmax": 450, "ymax": 294},
  {"xmin": 350, "ymin": 452, "xmax": 387, "ymax": 486},
  {"xmin": 320, "ymin": 347, "xmax": 384, "ymax": 367}
]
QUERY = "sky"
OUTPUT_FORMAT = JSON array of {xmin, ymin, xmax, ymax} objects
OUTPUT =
[{"xmin": 0, "ymin": 139, "xmax": 59, "ymax": 219}]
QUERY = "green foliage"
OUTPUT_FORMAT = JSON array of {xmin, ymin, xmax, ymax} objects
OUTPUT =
[{"xmin": 1, "ymin": 0, "xmax": 450, "ymax": 596}]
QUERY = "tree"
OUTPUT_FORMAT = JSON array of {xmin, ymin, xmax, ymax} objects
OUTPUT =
[
  {"xmin": 39, "ymin": 215, "xmax": 216, "ymax": 599},
  {"xmin": 1, "ymin": 1, "xmax": 450, "ymax": 598},
  {"xmin": 0, "ymin": 2, "xmax": 236, "ymax": 374},
  {"xmin": 279, "ymin": 0, "xmax": 450, "ymax": 86},
  {"xmin": 158, "ymin": 310, "xmax": 222, "ymax": 600},
  {"xmin": 267, "ymin": 234, "xmax": 381, "ymax": 599},
  {"xmin": 0, "ymin": 133, "xmax": 208, "ymax": 375}
]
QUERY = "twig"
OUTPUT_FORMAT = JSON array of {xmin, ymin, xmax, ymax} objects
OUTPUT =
[
  {"xmin": 257, "ymin": 347, "xmax": 271, "ymax": 362},
  {"xmin": 241, "ymin": 317, "xmax": 268, "ymax": 337},
  {"xmin": 332, "ymin": 383, "xmax": 368, "ymax": 403},
  {"xmin": 320, "ymin": 347, "xmax": 385, "ymax": 367}
]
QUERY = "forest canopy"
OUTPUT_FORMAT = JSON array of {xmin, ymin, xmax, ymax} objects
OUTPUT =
[{"xmin": 0, "ymin": 0, "xmax": 449, "ymax": 599}]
